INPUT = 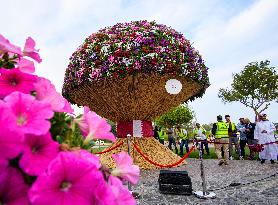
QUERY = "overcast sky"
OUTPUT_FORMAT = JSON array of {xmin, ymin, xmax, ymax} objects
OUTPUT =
[{"xmin": 1, "ymin": 0, "xmax": 277, "ymax": 124}]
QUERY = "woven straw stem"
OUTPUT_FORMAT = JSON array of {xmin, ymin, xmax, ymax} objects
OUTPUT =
[{"xmin": 69, "ymin": 73, "xmax": 202, "ymax": 122}]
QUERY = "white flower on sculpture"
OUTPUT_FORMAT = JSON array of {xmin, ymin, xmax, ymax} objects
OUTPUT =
[{"xmin": 165, "ymin": 79, "xmax": 182, "ymax": 94}]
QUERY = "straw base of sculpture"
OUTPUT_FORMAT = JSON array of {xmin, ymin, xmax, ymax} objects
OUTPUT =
[{"xmin": 99, "ymin": 137, "xmax": 185, "ymax": 169}]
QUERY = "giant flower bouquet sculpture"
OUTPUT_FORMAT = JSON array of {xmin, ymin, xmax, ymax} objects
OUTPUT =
[
  {"xmin": 0, "ymin": 33, "xmax": 139, "ymax": 205},
  {"xmin": 62, "ymin": 20, "xmax": 210, "ymax": 169}
]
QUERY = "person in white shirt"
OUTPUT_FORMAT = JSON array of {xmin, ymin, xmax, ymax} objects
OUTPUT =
[
  {"xmin": 194, "ymin": 123, "xmax": 209, "ymax": 155},
  {"xmin": 254, "ymin": 113, "xmax": 277, "ymax": 164}
]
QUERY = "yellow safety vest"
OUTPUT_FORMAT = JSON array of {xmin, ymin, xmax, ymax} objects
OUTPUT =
[
  {"xmin": 215, "ymin": 121, "xmax": 228, "ymax": 139},
  {"xmin": 178, "ymin": 129, "xmax": 188, "ymax": 140},
  {"xmin": 158, "ymin": 130, "xmax": 165, "ymax": 140},
  {"xmin": 227, "ymin": 122, "xmax": 236, "ymax": 132}
]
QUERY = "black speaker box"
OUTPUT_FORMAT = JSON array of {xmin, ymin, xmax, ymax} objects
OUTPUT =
[{"xmin": 158, "ymin": 170, "xmax": 192, "ymax": 195}]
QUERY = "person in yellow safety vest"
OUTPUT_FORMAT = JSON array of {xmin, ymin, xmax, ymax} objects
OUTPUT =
[
  {"xmin": 177, "ymin": 126, "xmax": 189, "ymax": 155},
  {"xmin": 158, "ymin": 127, "xmax": 165, "ymax": 145},
  {"xmin": 193, "ymin": 123, "xmax": 210, "ymax": 155},
  {"xmin": 211, "ymin": 115, "xmax": 229, "ymax": 166}
]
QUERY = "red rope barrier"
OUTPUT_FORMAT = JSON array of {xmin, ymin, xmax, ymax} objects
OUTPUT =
[
  {"xmin": 133, "ymin": 142, "xmax": 195, "ymax": 168},
  {"xmin": 94, "ymin": 141, "xmax": 124, "ymax": 154}
]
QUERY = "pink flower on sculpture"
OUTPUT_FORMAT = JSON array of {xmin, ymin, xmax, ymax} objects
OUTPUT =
[
  {"xmin": 111, "ymin": 151, "xmax": 140, "ymax": 185},
  {"xmin": 0, "ymin": 33, "xmax": 23, "ymax": 56},
  {"xmin": 0, "ymin": 101, "xmax": 23, "ymax": 159},
  {"xmin": 108, "ymin": 176, "xmax": 136, "ymax": 205},
  {"xmin": 16, "ymin": 58, "xmax": 35, "ymax": 73},
  {"xmin": 29, "ymin": 151, "xmax": 110, "ymax": 205},
  {"xmin": 0, "ymin": 166, "xmax": 29, "ymax": 205},
  {"xmin": 0, "ymin": 68, "xmax": 37, "ymax": 99},
  {"xmin": 34, "ymin": 77, "xmax": 74, "ymax": 113},
  {"xmin": 19, "ymin": 132, "xmax": 59, "ymax": 176},
  {"xmin": 4, "ymin": 92, "xmax": 54, "ymax": 135},
  {"xmin": 75, "ymin": 106, "xmax": 115, "ymax": 143},
  {"xmin": 23, "ymin": 37, "xmax": 42, "ymax": 63}
]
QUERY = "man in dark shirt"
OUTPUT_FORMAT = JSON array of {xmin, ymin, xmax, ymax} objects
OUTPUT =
[{"xmin": 245, "ymin": 118, "xmax": 256, "ymax": 160}]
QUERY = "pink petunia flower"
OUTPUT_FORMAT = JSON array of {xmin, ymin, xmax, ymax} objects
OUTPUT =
[
  {"xmin": 0, "ymin": 165, "xmax": 30, "ymax": 205},
  {"xmin": 0, "ymin": 101, "xmax": 24, "ymax": 159},
  {"xmin": 4, "ymin": 92, "xmax": 54, "ymax": 135},
  {"xmin": 111, "ymin": 151, "xmax": 140, "ymax": 185},
  {"xmin": 0, "ymin": 68, "xmax": 37, "ymax": 99},
  {"xmin": 23, "ymin": 37, "xmax": 42, "ymax": 63},
  {"xmin": 19, "ymin": 132, "xmax": 59, "ymax": 176},
  {"xmin": 16, "ymin": 58, "xmax": 36, "ymax": 73},
  {"xmin": 0, "ymin": 33, "xmax": 23, "ymax": 56},
  {"xmin": 76, "ymin": 149, "xmax": 101, "ymax": 169},
  {"xmin": 29, "ymin": 151, "xmax": 112, "ymax": 205},
  {"xmin": 34, "ymin": 77, "xmax": 74, "ymax": 113},
  {"xmin": 75, "ymin": 106, "xmax": 115, "ymax": 143},
  {"xmin": 108, "ymin": 176, "xmax": 136, "ymax": 205}
]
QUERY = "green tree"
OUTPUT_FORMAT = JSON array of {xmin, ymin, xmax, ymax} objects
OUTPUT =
[
  {"xmin": 218, "ymin": 60, "xmax": 278, "ymax": 116},
  {"xmin": 201, "ymin": 123, "xmax": 213, "ymax": 132},
  {"xmin": 154, "ymin": 104, "xmax": 194, "ymax": 128}
]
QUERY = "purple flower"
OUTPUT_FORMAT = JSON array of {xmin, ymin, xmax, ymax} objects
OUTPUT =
[
  {"xmin": 0, "ymin": 68, "xmax": 37, "ymax": 99},
  {"xmin": 16, "ymin": 58, "xmax": 36, "ymax": 73},
  {"xmin": 23, "ymin": 37, "xmax": 42, "ymax": 63},
  {"xmin": 34, "ymin": 77, "xmax": 74, "ymax": 113},
  {"xmin": 111, "ymin": 151, "xmax": 140, "ymax": 185},
  {"xmin": 29, "ymin": 151, "xmax": 112, "ymax": 205},
  {"xmin": 0, "ymin": 33, "xmax": 23, "ymax": 56},
  {"xmin": 0, "ymin": 165, "xmax": 30, "ymax": 205},
  {"xmin": 19, "ymin": 132, "xmax": 59, "ymax": 176},
  {"xmin": 0, "ymin": 101, "xmax": 23, "ymax": 159},
  {"xmin": 4, "ymin": 92, "xmax": 54, "ymax": 135},
  {"xmin": 75, "ymin": 106, "xmax": 115, "ymax": 143},
  {"xmin": 108, "ymin": 176, "xmax": 136, "ymax": 205}
]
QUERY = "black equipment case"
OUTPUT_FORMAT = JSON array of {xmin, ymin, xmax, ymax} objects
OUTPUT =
[{"xmin": 158, "ymin": 170, "xmax": 192, "ymax": 195}]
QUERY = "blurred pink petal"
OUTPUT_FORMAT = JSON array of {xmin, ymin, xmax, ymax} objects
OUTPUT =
[
  {"xmin": 0, "ymin": 33, "xmax": 23, "ymax": 56},
  {"xmin": 4, "ymin": 92, "xmax": 53, "ymax": 135},
  {"xmin": 76, "ymin": 149, "xmax": 101, "ymax": 169},
  {"xmin": 0, "ymin": 166, "xmax": 29, "ymax": 205},
  {"xmin": 61, "ymin": 100, "xmax": 74, "ymax": 114},
  {"xmin": 111, "ymin": 151, "xmax": 140, "ymax": 185},
  {"xmin": 16, "ymin": 58, "xmax": 35, "ymax": 73},
  {"xmin": 108, "ymin": 176, "xmax": 136, "ymax": 205},
  {"xmin": 20, "ymin": 132, "xmax": 59, "ymax": 176},
  {"xmin": 23, "ymin": 37, "xmax": 42, "ymax": 63},
  {"xmin": 0, "ymin": 68, "xmax": 37, "ymax": 98},
  {"xmin": 29, "ymin": 151, "xmax": 109, "ymax": 205},
  {"xmin": 0, "ymin": 101, "xmax": 23, "ymax": 159},
  {"xmin": 34, "ymin": 77, "xmax": 74, "ymax": 113},
  {"xmin": 75, "ymin": 106, "xmax": 115, "ymax": 143}
]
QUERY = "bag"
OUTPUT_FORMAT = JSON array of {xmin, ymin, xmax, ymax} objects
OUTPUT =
[{"xmin": 158, "ymin": 170, "xmax": 192, "ymax": 195}]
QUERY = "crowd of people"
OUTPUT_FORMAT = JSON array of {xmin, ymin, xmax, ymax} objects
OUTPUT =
[{"xmin": 153, "ymin": 113, "xmax": 278, "ymax": 166}]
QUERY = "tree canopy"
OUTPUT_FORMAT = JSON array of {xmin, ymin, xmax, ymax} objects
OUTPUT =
[
  {"xmin": 154, "ymin": 104, "xmax": 194, "ymax": 128},
  {"xmin": 218, "ymin": 60, "xmax": 278, "ymax": 115}
]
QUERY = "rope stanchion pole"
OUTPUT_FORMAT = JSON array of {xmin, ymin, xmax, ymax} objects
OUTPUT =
[{"xmin": 194, "ymin": 140, "xmax": 216, "ymax": 199}]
